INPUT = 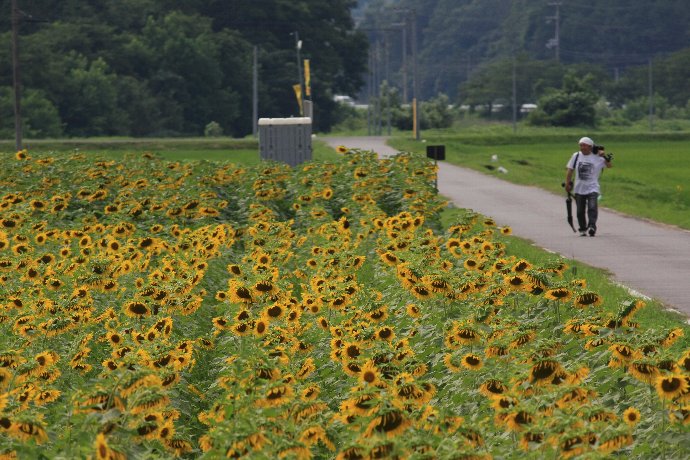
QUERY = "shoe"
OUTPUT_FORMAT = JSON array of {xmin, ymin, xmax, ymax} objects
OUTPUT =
[
  {"xmin": 588, "ymin": 227, "xmax": 596, "ymax": 237},
  {"xmin": 579, "ymin": 231, "xmax": 587, "ymax": 237}
]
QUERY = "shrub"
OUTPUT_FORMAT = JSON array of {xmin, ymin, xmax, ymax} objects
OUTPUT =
[{"xmin": 204, "ymin": 121, "xmax": 223, "ymax": 137}]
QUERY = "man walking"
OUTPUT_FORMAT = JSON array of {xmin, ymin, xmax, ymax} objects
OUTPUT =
[{"xmin": 565, "ymin": 137, "xmax": 612, "ymax": 236}]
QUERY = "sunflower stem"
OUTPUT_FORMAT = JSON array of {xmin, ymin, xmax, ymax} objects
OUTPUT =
[{"xmin": 661, "ymin": 397, "xmax": 667, "ymax": 460}]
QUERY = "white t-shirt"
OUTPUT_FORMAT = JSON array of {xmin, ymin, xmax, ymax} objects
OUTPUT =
[{"xmin": 566, "ymin": 152, "xmax": 607, "ymax": 195}]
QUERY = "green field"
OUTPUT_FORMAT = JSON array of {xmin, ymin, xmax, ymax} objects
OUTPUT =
[
  {"xmin": 390, "ymin": 130, "xmax": 690, "ymax": 230},
  {"xmin": 0, "ymin": 137, "xmax": 340, "ymax": 164}
]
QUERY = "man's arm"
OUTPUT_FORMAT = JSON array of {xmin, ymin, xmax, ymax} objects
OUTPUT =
[{"xmin": 599, "ymin": 149, "xmax": 612, "ymax": 168}]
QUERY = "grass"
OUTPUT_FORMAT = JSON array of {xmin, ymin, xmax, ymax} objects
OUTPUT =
[
  {"xmin": 1, "ymin": 136, "xmax": 341, "ymax": 163},
  {"xmin": 389, "ymin": 127, "xmax": 690, "ymax": 229}
]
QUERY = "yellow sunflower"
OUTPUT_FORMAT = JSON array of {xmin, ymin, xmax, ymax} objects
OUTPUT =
[
  {"xmin": 461, "ymin": 353, "xmax": 483, "ymax": 370},
  {"xmin": 655, "ymin": 374, "xmax": 689, "ymax": 400},
  {"xmin": 622, "ymin": 407, "xmax": 641, "ymax": 426}
]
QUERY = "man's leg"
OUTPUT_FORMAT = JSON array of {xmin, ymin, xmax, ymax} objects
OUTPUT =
[
  {"xmin": 574, "ymin": 194, "xmax": 588, "ymax": 235},
  {"xmin": 587, "ymin": 192, "xmax": 599, "ymax": 235}
]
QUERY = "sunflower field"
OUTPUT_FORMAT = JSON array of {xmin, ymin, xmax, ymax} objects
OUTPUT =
[{"xmin": 1, "ymin": 147, "xmax": 689, "ymax": 459}]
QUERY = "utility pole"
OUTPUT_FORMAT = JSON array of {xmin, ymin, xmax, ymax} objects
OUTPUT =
[
  {"xmin": 394, "ymin": 21, "xmax": 408, "ymax": 105},
  {"xmin": 410, "ymin": 9, "xmax": 420, "ymax": 140},
  {"xmin": 513, "ymin": 55, "xmax": 517, "ymax": 134},
  {"xmin": 252, "ymin": 45, "xmax": 258, "ymax": 136},
  {"xmin": 393, "ymin": 8, "xmax": 419, "ymax": 140},
  {"xmin": 648, "ymin": 58, "xmax": 654, "ymax": 132},
  {"xmin": 547, "ymin": 2, "xmax": 561, "ymax": 62},
  {"xmin": 11, "ymin": 0, "xmax": 22, "ymax": 151},
  {"xmin": 294, "ymin": 31, "xmax": 304, "ymax": 116}
]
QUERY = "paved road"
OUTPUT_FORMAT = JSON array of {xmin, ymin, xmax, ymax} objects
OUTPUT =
[{"xmin": 323, "ymin": 136, "xmax": 690, "ymax": 319}]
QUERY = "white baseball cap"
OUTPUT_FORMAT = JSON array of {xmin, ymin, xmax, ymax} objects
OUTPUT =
[{"xmin": 578, "ymin": 137, "xmax": 594, "ymax": 146}]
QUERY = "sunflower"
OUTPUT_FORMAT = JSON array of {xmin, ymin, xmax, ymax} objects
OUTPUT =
[
  {"xmin": 34, "ymin": 351, "xmax": 59, "ymax": 368},
  {"xmin": 255, "ymin": 384, "xmax": 294, "ymax": 408},
  {"xmin": 227, "ymin": 280, "xmax": 253, "ymax": 304},
  {"xmin": 655, "ymin": 374, "xmax": 689, "ymax": 400},
  {"xmin": 443, "ymin": 353, "xmax": 462, "ymax": 373},
  {"xmin": 364, "ymin": 409, "xmax": 411, "ymax": 438},
  {"xmin": 123, "ymin": 301, "xmax": 151, "ymax": 318},
  {"xmin": 461, "ymin": 353, "xmax": 483, "ymax": 370},
  {"xmin": 30, "ymin": 200, "xmax": 47, "ymax": 211},
  {"xmin": 378, "ymin": 251, "xmax": 400, "ymax": 267},
  {"xmin": 408, "ymin": 285, "xmax": 431, "ymax": 300},
  {"xmin": 451, "ymin": 323, "xmax": 482, "ymax": 346},
  {"xmin": 628, "ymin": 360, "xmax": 660, "ymax": 384},
  {"xmin": 464, "ymin": 258, "xmax": 482, "ymax": 271},
  {"xmin": 544, "ymin": 287, "xmax": 572, "ymax": 302},
  {"xmin": 609, "ymin": 343, "xmax": 639, "ymax": 362},
  {"xmin": 588, "ymin": 410, "xmax": 617, "ymax": 423},
  {"xmin": 504, "ymin": 274, "xmax": 533, "ymax": 291},
  {"xmin": 503, "ymin": 410, "xmax": 535, "ymax": 432},
  {"xmin": 359, "ymin": 360, "xmax": 381, "ymax": 385},
  {"xmin": 406, "ymin": 303, "xmax": 421, "ymax": 318},
  {"xmin": 300, "ymin": 425, "xmax": 335, "ymax": 450},
  {"xmin": 622, "ymin": 407, "xmax": 641, "ymax": 426},
  {"xmin": 479, "ymin": 379, "xmax": 508, "ymax": 398},
  {"xmin": 163, "ymin": 439, "xmax": 193, "ymax": 456},
  {"xmin": 519, "ymin": 431, "xmax": 545, "ymax": 452},
  {"xmin": 598, "ymin": 434, "xmax": 633, "ymax": 454},
  {"xmin": 374, "ymin": 326, "xmax": 395, "ymax": 342},
  {"xmin": 529, "ymin": 360, "xmax": 564, "ymax": 386},
  {"xmin": 263, "ymin": 303, "xmax": 285, "ymax": 321},
  {"xmin": 253, "ymin": 319, "xmax": 269, "ymax": 337},
  {"xmin": 252, "ymin": 280, "xmax": 276, "ymax": 296},
  {"xmin": 660, "ymin": 328, "xmax": 684, "ymax": 348},
  {"xmin": 95, "ymin": 433, "xmax": 126, "ymax": 460},
  {"xmin": 33, "ymin": 389, "xmax": 61, "ymax": 406},
  {"xmin": 559, "ymin": 433, "xmax": 595, "ymax": 458},
  {"xmin": 678, "ymin": 350, "xmax": 690, "ymax": 373},
  {"xmin": 336, "ymin": 145, "xmax": 350, "ymax": 154},
  {"xmin": 485, "ymin": 345, "xmax": 509, "ymax": 358},
  {"xmin": 573, "ymin": 291, "xmax": 602, "ymax": 308},
  {"xmin": 367, "ymin": 306, "xmax": 388, "ymax": 323},
  {"xmin": 556, "ymin": 387, "xmax": 592, "ymax": 409}
]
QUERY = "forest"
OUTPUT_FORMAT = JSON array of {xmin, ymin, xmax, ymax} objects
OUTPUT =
[
  {"xmin": 358, "ymin": 0, "xmax": 690, "ymax": 123},
  {"xmin": 0, "ymin": 0, "xmax": 367, "ymax": 138},
  {"xmin": 2, "ymin": 0, "xmax": 690, "ymax": 138}
]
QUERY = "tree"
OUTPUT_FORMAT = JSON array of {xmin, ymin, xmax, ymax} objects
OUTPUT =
[
  {"xmin": 0, "ymin": 0, "xmax": 367, "ymax": 137},
  {"xmin": 528, "ymin": 71, "xmax": 599, "ymax": 127},
  {"xmin": 458, "ymin": 55, "xmax": 564, "ymax": 118}
]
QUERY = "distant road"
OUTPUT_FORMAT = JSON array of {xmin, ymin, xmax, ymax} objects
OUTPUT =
[{"xmin": 323, "ymin": 136, "xmax": 690, "ymax": 319}]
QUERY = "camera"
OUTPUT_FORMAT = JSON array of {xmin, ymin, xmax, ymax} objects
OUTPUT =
[{"xmin": 593, "ymin": 144, "xmax": 614, "ymax": 162}]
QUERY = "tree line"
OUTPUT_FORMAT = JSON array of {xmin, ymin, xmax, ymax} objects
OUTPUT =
[
  {"xmin": 358, "ymin": 0, "xmax": 690, "ymax": 127},
  {"xmin": 0, "ymin": 0, "xmax": 367, "ymax": 138}
]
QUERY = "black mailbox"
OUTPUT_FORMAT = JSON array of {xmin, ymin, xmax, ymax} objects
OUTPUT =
[{"xmin": 426, "ymin": 145, "xmax": 445, "ymax": 161}]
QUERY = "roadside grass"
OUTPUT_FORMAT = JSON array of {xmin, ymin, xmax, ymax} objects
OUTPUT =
[{"xmin": 389, "ymin": 129, "xmax": 690, "ymax": 230}]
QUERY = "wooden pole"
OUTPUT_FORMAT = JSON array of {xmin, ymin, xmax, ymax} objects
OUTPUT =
[{"xmin": 11, "ymin": 0, "xmax": 23, "ymax": 151}]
